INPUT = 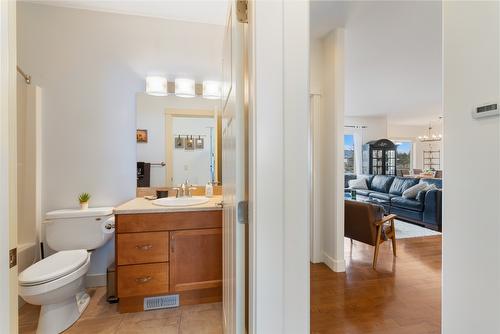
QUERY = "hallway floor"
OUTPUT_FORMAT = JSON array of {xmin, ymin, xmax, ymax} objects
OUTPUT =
[
  {"xmin": 311, "ymin": 236, "xmax": 441, "ymax": 334},
  {"xmin": 19, "ymin": 287, "xmax": 222, "ymax": 334}
]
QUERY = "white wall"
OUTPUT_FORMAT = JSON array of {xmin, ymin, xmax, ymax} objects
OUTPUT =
[
  {"xmin": 443, "ymin": 2, "xmax": 500, "ymax": 333},
  {"xmin": 310, "ymin": 38, "xmax": 324, "ymax": 95},
  {"xmin": 342, "ymin": 1, "xmax": 442, "ymax": 125},
  {"xmin": 136, "ymin": 93, "xmax": 218, "ymax": 187},
  {"xmin": 17, "ymin": 3, "xmax": 223, "ymax": 279},
  {"xmin": 345, "ymin": 115, "xmax": 387, "ymax": 144},
  {"xmin": 172, "ymin": 117, "xmax": 214, "ymax": 185},
  {"xmin": 388, "ymin": 123, "xmax": 443, "ymax": 170}
]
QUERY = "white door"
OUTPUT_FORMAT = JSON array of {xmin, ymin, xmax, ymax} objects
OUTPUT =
[{"xmin": 222, "ymin": 1, "xmax": 247, "ymax": 333}]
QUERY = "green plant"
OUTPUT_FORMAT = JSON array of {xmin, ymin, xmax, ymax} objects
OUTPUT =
[{"xmin": 78, "ymin": 192, "xmax": 91, "ymax": 203}]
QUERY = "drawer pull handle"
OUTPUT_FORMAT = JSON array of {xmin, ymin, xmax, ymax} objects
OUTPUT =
[
  {"xmin": 135, "ymin": 244, "xmax": 153, "ymax": 251},
  {"xmin": 135, "ymin": 276, "xmax": 152, "ymax": 284}
]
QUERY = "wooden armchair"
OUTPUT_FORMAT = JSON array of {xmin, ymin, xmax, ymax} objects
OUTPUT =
[{"xmin": 344, "ymin": 200, "xmax": 397, "ymax": 269}]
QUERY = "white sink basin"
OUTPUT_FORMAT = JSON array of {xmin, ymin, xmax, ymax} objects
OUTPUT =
[{"xmin": 152, "ymin": 196, "xmax": 210, "ymax": 207}]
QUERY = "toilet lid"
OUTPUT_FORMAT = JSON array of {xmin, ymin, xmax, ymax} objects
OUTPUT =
[{"xmin": 19, "ymin": 250, "xmax": 89, "ymax": 286}]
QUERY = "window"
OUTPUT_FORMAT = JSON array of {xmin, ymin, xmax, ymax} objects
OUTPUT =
[
  {"xmin": 395, "ymin": 141, "xmax": 412, "ymax": 171},
  {"xmin": 344, "ymin": 134, "xmax": 355, "ymax": 173}
]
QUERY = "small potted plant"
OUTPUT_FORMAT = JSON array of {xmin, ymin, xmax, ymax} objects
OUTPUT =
[{"xmin": 78, "ymin": 192, "xmax": 91, "ymax": 210}]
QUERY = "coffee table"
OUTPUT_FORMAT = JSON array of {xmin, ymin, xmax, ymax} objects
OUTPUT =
[{"xmin": 345, "ymin": 193, "xmax": 390, "ymax": 214}]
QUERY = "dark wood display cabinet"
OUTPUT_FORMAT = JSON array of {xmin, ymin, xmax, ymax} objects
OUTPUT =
[{"xmin": 362, "ymin": 139, "xmax": 397, "ymax": 176}]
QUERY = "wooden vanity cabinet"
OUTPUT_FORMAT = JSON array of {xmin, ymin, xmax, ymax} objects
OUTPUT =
[
  {"xmin": 170, "ymin": 228, "xmax": 222, "ymax": 292},
  {"xmin": 115, "ymin": 210, "xmax": 222, "ymax": 313}
]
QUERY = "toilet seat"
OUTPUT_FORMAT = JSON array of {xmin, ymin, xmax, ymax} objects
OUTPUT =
[
  {"xmin": 19, "ymin": 254, "xmax": 90, "ymax": 299},
  {"xmin": 19, "ymin": 250, "xmax": 89, "ymax": 286}
]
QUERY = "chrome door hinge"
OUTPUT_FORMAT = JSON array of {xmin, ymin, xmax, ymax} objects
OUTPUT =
[
  {"xmin": 9, "ymin": 248, "xmax": 17, "ymax": 268},
  {"xmin": 237, "ymin": 201, "xmax": 248, "ymax": 224},
  {"xmin": 237, "ymin": 0, "xmax": 248, "ymax": 23}
]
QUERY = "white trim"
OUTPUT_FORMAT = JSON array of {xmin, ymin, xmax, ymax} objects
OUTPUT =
[
  {"xmin": 310, "ymin": 94, "xmax": 322, "ymax": 263},
  {"xmin": 322, "ymin": 252, "xmax": 346, "ymax": 272}
]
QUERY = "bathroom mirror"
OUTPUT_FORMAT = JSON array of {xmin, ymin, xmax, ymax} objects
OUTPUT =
[{"xmin": 136, "ymin": 92, "xmax": 222, "ymax": 188}]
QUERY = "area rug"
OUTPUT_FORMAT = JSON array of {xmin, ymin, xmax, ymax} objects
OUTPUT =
[{"xmin": 394, "ymin": 220, "xmax": 441, "ymax": 239}]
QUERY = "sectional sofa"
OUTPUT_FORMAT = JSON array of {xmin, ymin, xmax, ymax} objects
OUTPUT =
[{"xmin": 344, "ymin": 174, "xmax": 442, "ymax": 231}]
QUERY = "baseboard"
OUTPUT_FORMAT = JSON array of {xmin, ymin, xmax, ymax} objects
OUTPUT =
[
  {"xmin": 322, "ymin": 252, "xmax": 346, "ymax": 272},
  {"xmin": 85, "ymin": 273, "xmax": 107, "ymax": 288}
]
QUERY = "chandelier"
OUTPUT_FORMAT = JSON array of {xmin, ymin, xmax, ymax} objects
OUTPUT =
[{"xmin": 418, "ymin": 122, "xmax": 442, "ymax": 142}]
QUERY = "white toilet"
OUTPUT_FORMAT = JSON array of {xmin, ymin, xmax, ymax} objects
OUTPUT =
[{"xmin": 18, "ymin": 207, "xmax": 115, "ymax": 334}]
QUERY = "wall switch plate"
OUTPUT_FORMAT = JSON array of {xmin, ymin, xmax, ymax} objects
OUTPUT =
[{"xmin": 9, "ymin": 248, "xmax": 17, "ymax": 268}]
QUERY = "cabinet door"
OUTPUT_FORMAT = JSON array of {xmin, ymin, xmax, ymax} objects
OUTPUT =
[{"xmin": 169, "ymin": 228, "xmax": 222, "ymax": 292}]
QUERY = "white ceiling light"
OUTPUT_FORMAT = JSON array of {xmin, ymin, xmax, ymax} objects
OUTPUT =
[
  {"xmin": 175, "ymin": 78, "xmax": 196, "ymax": 98},
  {"xmin": 145, "ymin": 76, "xmax": 168, "ymax": 96},
  {"xmin": 202, "ymin": 80, "xmax": 221, "ymax": 99}
]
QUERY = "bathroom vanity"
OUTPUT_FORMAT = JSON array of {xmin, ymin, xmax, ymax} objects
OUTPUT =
[{"xmin": 114, "ymin": 196, "xmax": 223, "ymax": 313}]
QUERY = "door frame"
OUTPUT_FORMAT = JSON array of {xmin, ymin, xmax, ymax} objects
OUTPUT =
[
  {"xmin": 247, "ymin": 1, "xmax": 310, "ymax": 332},
  {"xmin": 0, "ymin": 0, "xmax": 18, "ymax": 332}
]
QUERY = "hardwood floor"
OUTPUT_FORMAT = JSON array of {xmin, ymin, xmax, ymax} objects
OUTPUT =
[{"xmin": 311, "ymin": 236, "xmax": 441, "ymax": 334}]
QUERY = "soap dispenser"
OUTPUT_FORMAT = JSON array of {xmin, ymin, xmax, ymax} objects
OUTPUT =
[{"xmin": 205, "ymin": 182, "xmax": 213, "ymax": 198}]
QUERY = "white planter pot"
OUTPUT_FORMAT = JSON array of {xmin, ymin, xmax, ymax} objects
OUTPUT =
[{"xmin": 80, "ymin": 202, "xmax": 89, "ymax": 210}]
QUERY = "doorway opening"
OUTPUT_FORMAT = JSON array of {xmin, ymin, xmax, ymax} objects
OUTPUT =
[{"xmin": 309, "ymin": 1, "xmax": 443, "ymax": 333}]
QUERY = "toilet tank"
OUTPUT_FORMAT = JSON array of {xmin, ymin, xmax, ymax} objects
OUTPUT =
[{"xmin": 44, "ymin": 207, "xmax": 115, "ymax": 251}]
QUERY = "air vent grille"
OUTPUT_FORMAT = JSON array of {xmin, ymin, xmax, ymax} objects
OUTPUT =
[{"xmin": 144, "ymin": 295, "xmax": 179, "ymax": 311}]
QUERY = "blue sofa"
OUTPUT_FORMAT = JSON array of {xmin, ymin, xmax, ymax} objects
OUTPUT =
[{"xmin": 345, "ymin": 174, "xmax": 442, "ymax": 231}]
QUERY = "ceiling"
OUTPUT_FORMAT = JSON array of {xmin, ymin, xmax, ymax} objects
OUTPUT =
[
  {"xmin": 311, "ymin": 1, "xmax": 443, "ymax": 126},
  {"xmin": 30, "ymin": 0, "xmax": 228, "ymax": 25}
]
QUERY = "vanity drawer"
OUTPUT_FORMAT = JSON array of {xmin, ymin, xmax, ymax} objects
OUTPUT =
[
  {"xmin": 117, "ymin": 263, "xmax": 169, "ymax": 298},
  {"xmin": 116, "ymin": 210, "xmax": 222, "ymax": 233},
  {"xmin": 117, "ymin": 232, "xmax": 169, "ymax": 265}
]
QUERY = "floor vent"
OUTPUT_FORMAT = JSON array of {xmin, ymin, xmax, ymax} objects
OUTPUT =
[{"xmin": 144, "ymin": 295, "xmax": 179, "ymax": 311}]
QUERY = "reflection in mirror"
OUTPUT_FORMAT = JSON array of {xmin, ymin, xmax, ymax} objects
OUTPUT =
[{"xmin": 136, "ymin": 92, "xmax": 221, "ymax": 188}]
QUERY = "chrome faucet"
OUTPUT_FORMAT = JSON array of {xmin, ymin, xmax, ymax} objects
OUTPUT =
[{"xmin": 174, "ymin": 179, "xmax": 197, "ymax": 198}]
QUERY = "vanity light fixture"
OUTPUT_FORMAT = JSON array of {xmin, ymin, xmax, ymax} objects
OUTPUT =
[
  {"xmin": 145, "ymin": 76, "xmax": 168, "ymax": 96},
  {"xmin": 202, "ymin": 81, "xmax": 221, "ymax": 99},
  {"xmin": 175, "ymin": 78, "xmax": 196, "ymax": 98}
]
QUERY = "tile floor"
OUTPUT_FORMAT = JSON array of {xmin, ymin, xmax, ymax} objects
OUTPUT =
[{"xmin": 19, "ymin": 287, "xmax": 222, "ymax": 334}]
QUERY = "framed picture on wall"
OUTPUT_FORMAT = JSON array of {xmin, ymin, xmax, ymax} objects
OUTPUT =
[
  {"xmin": 185, "ymin": 136, "xmax": 194, "ymax": 150},
  {"xmin": 136, "ymin": 129, "xmax": 148, "ymax": 143},
  {"xmin": 175, "ymin": 136, "xmax": 185, "ymax": 149},
  {"xmin": 195, "ymin": 137, "xmax": 204, "ymax": 149}
]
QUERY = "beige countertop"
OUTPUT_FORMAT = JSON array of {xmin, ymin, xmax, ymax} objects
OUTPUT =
[{"xmin": 114, "ymin": 195, "xmax": 223, "ymax": 214}]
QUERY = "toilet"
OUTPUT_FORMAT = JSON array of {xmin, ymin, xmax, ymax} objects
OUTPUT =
[{"xmin": 18, "ymin": 207, "xmax": 115, "ymax": 334}]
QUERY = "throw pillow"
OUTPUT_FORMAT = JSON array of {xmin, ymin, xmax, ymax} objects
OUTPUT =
[
  {"xmin": 348, "ymin": 178, "xmax": 368, "ymax": 190},
  {"xmin": 424, "ymin": 183, "xmax": 438, "ymax": 191},
  {"xmin": 402, "ymin": 183, "xmax": 428, "ymax": 199}
]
